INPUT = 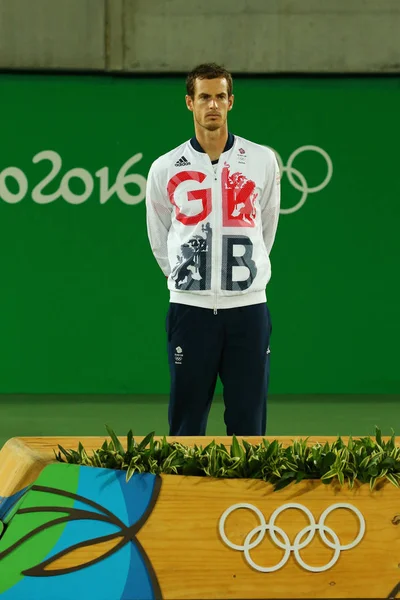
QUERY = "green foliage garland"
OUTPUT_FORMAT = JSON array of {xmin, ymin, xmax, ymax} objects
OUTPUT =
[{"xmin": 55, "ymin": 427, "xmax": 400, "ymax": 491}]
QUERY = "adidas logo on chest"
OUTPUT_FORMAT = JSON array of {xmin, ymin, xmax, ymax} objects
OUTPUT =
[{"xmin": 174, "ymin": 156, "xmax": 191, "ymax": 167}]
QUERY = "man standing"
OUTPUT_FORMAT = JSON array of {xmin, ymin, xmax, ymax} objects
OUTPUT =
[{"xmin": 146, "ymin": 63, "xmax": 280, "ymax": 436}]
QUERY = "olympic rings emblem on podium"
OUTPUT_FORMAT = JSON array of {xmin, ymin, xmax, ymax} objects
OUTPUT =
[{"xmin": 219, "ymin": 502, "xmax": 365, "ymax": 572}]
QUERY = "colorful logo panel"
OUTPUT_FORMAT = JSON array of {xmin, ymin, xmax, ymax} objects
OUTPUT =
[{"xmin": 0, "ymin": 464, "xmax": 162, "ymax": 600}]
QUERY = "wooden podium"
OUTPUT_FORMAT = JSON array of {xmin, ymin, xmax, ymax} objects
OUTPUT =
[{"xmin": 0, "ymin": 436, "xmax": 399, "ymax": 599}]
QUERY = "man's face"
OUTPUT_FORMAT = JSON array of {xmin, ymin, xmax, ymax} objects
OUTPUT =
[{"xmin": 186, "ymin": 77, "xmax": 234, "ymax": 132}]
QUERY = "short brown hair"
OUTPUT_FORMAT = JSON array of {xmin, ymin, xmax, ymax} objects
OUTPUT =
[{"xmin": 186, "ymin": 63, "xmax": 233, "ymax": 98}]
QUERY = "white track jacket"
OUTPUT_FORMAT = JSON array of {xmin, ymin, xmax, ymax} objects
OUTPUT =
[{"xmin": 146, "ymin": 133, "xmax": 280, "ymax": 311}]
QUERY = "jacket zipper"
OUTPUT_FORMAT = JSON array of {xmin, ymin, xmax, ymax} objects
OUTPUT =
[{"xmin": 212, "ymin": 161, "xmax": 219, "ymax": 315}]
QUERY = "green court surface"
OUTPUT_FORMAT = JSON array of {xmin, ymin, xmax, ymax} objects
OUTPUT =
[{"xmin": 0, "ymin": 394, "xmax": 399, "ymax": 450}]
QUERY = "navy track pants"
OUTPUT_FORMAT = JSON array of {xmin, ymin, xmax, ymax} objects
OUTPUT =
[{"xmin": 166, "ymin": 302, "xmax": 272, "ymax": 436}]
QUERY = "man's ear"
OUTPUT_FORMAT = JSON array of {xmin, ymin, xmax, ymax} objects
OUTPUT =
[
  {"xmin": 228, "ymin": 94, "xmax": 235, "ymax": 111},
  {"xmin": 185, "ymin": 94, "xmax": 194, "ymax": 112}
]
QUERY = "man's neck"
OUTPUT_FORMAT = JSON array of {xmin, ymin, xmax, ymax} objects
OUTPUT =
[{"xmin": 194, "ymin": 126, "xmax": 228, "ymax": 162}]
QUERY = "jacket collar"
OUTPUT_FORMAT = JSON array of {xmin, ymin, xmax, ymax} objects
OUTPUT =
[{"xmin": 190, "ymin": 132, "xmax": 235, "ymax": 154}]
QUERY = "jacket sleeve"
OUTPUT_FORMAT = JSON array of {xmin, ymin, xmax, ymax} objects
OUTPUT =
[
  {"xmin": 260, "ymin": 150, "xmax": 281, "ymax": 255},
  {"xmin": 145, "ymin": 162, "xmax": 172, "ymax": 276}
]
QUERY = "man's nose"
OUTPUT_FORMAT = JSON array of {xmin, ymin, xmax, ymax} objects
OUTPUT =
[{"xmin": 208, "ymin": 98, "xmax": 218, "ymax": 109}]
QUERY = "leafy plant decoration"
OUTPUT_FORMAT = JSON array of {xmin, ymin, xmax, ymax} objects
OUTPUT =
[{"xmin": 55, "ymin": 427, "xmax": 400, "ymax": 491}]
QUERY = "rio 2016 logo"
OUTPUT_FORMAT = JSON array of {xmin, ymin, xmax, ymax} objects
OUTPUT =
[
  {"xmin": 0, "ymin": 145, "xmax": 333, "ymax": 213},
  {"xmin": 0, "ymin": 150, "xmax": 147, "ymax": 206}
]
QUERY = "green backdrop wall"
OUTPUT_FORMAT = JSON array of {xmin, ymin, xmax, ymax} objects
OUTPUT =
[{"xmin": 0, "ymin": 75, "xmax": 399, "ymax": 394}]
